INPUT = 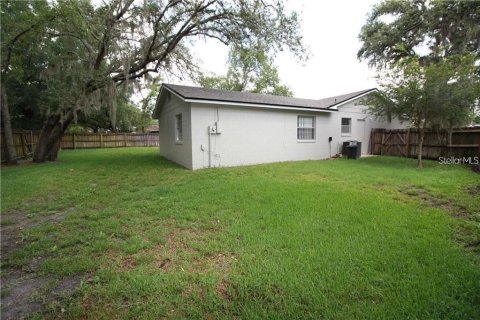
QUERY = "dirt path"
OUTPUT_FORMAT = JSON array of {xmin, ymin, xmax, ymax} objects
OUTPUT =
[{"xmin": 1, "ymin": 209, "xmax": 82, "ymax": 319}]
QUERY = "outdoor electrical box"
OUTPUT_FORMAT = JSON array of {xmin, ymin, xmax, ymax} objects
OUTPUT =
[{"xmin": 209, "ymin": 122, "xmax": 221, "ymax": 134}]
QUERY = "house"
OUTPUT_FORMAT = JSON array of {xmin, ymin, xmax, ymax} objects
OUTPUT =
[
  {"xmin": 153, "ymin": 84, "xmax": 406, "ymax": 169},
  {"xmin": 145, "ymin": 124, "xmax": 159, "ymax": 133},
  {"xmin": 134, "ymin": 124, "xmax": 159, "ymax": 133}
]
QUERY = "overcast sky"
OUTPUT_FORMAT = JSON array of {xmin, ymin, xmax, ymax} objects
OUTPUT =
[{"xmin": 182, "ymin": 0, "xmax": 381, "ymax": 100}]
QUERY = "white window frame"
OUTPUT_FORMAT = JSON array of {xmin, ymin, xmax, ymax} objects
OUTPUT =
[
  {"xmin": 297, "ymin": 115, "xmax": 315, "ymax": 142},
  {"xmin": 175, "ymin": 113, "xmax": 183, "ymax": 144},
  {"xmin": 341, "ymin": 117, "xmax": 352, "ymax": 136}
]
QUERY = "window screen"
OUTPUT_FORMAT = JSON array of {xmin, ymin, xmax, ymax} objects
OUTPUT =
[
  {"xmin": 175, "ymin": 113, "xmax": 183, "ymax": 142},
  {"xmin": 341, "ymin": 118, "xmax": 351, "ymax": 135},
  {"xmin": 297, "ymin": 116, "xmax": 315, "ymax": 140}
]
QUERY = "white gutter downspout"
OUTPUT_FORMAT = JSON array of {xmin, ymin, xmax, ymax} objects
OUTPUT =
[{"xmin": 208, "ymin": 128, "xmax": 211, "ymax": 168}]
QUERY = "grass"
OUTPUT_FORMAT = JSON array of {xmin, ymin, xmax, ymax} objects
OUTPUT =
[{"xmin": 1, "ymin": 147, "xmax": 479, "ymax": 319}]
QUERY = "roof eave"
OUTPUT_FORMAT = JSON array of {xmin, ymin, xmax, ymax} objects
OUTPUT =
[
  {"xmin": 155, "ymin": 83, "xmax": 341, "ymax": 116},
  {"xmin": 327, "ymin": 88, "xmax": 378, "ymax": 110},
  {"xmin": 152, "ymin": 85, "xmax": 187, "ymax": 119},
  {"xmin": 187, "ymin": 98, "xmax": 337, "ymax": 113}
]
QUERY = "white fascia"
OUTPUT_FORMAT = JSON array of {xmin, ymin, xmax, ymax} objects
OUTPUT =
[
  {"xmin": 327, "ymin": 89, "xmax": 378, "ymax": 110},
  {"xmin": 185, "ymin": 99, "xmax": 335, "ymax": 113}
]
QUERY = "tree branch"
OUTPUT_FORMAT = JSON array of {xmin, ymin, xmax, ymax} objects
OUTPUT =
[
  {"xmin": 2, "ymin": 15, "xmax": 56, "ymax": 74},
  {"xmin": 47, "ymin": 32, "xmax": 94, "ymax": 61},
  {"xmin": 94, "ymin": 0, "xmax": 134, "ymax": 70}
]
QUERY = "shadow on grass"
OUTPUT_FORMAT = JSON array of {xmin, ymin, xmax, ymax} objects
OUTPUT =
[{"xmin": 59, "ymin": 148, "xmax": 185, "ymax": 170}]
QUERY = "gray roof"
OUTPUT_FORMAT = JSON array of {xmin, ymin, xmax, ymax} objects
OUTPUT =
[{"xmin": 162, "ymin": 83, "xmax": 376, "ymax": 111}]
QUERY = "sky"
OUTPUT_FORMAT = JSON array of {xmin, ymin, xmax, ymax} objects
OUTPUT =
[{"xmin": 185, "ymin": 0, "xmax": 381, "ymax": 100}]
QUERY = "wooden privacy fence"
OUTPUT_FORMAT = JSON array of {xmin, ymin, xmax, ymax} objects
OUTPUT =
[
  {"xmin": 1, "ymin": 130, "xmax": 159, "ymax": 161},
  {"xmin": 60, "ymin": 132, "xmax": 159, "ymax": 149},
  {"xmin": 0, "ymin": 130, "xmax": 38, "ymax": 161},
  {"xmin": 370, "ymin": 128, "xmax": 480, "ymax": 159}
]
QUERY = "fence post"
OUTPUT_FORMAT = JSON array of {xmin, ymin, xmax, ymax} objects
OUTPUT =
[
  {"xmin": 446, "ymin": 130, "xmax": 452, "ymax": 157},
  {"xmin": 30, "ymin": 130, "xmax": 34, "ymax": 153},
  {"xmin": 23, "ymin": 132, "xmax": 30, "ymax": 155},
  {"xmin": 20, "ymin": 130, "xmax": 28, "ymax": 157},
  {"xmin": 72, "ymin": 134, "xmax": 76, "ymax": 149},
  {"xmin": 100, "ymin": 133, "xmax": 103, "ymax": 148},
  {"xmin": 381, "ymin": 130, "xmax": 385, "ymax": 156},
  {"xmin": 369, "ymin": 130, "xmax": 373, "ymax": 154},
  {"xmin": 124, "ymin": 133, "xmax": 127, "ymax": 147},
  {"xmin": 405, "ymin": 128, "xmax": 410, "ymax": 158}
]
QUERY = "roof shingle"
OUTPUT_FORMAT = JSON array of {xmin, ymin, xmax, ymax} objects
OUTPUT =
[{"xmin": 162, "ymin": 83, "xmax": 376, "ymax": 111}]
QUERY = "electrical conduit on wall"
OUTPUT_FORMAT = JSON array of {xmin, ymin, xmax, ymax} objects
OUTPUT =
[{"xmin": 207, "ymin": 107, "xmax": 221, "ymax": 168}]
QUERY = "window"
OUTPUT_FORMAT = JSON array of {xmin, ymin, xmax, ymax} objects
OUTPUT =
[
  {"xmin": 341, "ymin": 118, "xmax": 351, "ymax": 135},
  {"xmin": 175, "ymin": 113, "xmax": 183, "ymax": 143},
  {"xmin": 297, "ymin": 116, "xmax": 315, "ymax": 140}
]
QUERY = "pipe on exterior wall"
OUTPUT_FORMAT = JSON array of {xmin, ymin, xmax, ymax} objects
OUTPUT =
[
  {"xmin": 362, "ymin": 116, "xmax": 370, "ymax": 154},
  {"xmin": 206, "ymin": 107, "xmax": 220, "ymax": 168},
  {"xmin": 210, "ymin": 107, "xmax": 220, "ymax": 168},
  {"xmin": 208, "ymin": 127, "xmax": 211, "ymax": 168}
]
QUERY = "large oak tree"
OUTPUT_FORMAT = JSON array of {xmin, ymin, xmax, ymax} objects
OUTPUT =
[
  {"xmin": 358, "ymin": 0, "xmax": 480, "ymax": 67},
  {"xmin": 1, "ymin": 1, "xmax": 55, "ymax": 163},
  {"xmin": 2, "ymin": 0, "xmax": 305, "ymax": 162}
]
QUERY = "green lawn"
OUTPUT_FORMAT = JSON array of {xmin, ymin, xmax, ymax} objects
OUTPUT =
[{"xmin": 1, "ymin": 148, "xmax": 479, "ymax": 319}]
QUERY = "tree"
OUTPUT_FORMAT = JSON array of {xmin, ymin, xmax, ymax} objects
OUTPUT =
[
  {"xmin": 137, "ymin": 80, "xmax": 162, "ymax": 132},
  {"xmin": 474, "ymin": 114, "xmax": 480, "ymax": 125},
  {"xmin": 67, "ymin": 88, "xmax": 156, "ymax": 133},
  {"xmin": 1, "ymin": 0, "xmax": 54, "ymax": 163},
  {"xmin": 116, "ymin": 99, "xmax": 155, "ymax": 133},
  {"xmin": 365, "ymin": 55, "xmax": 479, "ymax": 168},
  {"xmin": 1, "ymin": 0, "xmax": 304, "ymax": 163},
  {"xmin": 358, "ymin": 0, "xmax": 480, "ymax": 68},
  {"xmin": 1, "ymin": 84, "xmax": 17, "ymax": 164},
  {"xmin": 358, "ymin": 0, "xmax": 480, "ymax": 167},
  {"xmin": 199, "ymin": 44, "xmax": 293, "ymax": 96},
  {"xmin": 74, "ymin": 106, "xmax": 111, "ymax": 133}
]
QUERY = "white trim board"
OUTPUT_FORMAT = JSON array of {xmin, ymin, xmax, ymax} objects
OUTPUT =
[
  {"xmin": 187, "ymin": 99, "xmax": 335, "ymax": 113},
  {"xmin": 327, "ymin": 89, "xmax": 378, "ymax": 110}
]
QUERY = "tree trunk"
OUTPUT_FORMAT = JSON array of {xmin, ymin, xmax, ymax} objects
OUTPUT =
[
  {"xmin": 33, "ymin": 114, "xmax": 60, "ymax": 162},
  {"xmin": 417, "ymin": 127, "xmax": 425, "ymax": 169},
  {"xmin": 1, "ymin": 83, "xmax": 18, "ymax": 164},
  {"xmin": 33, "ymin": 110, "xmax": 74, "ymax": 162}
]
